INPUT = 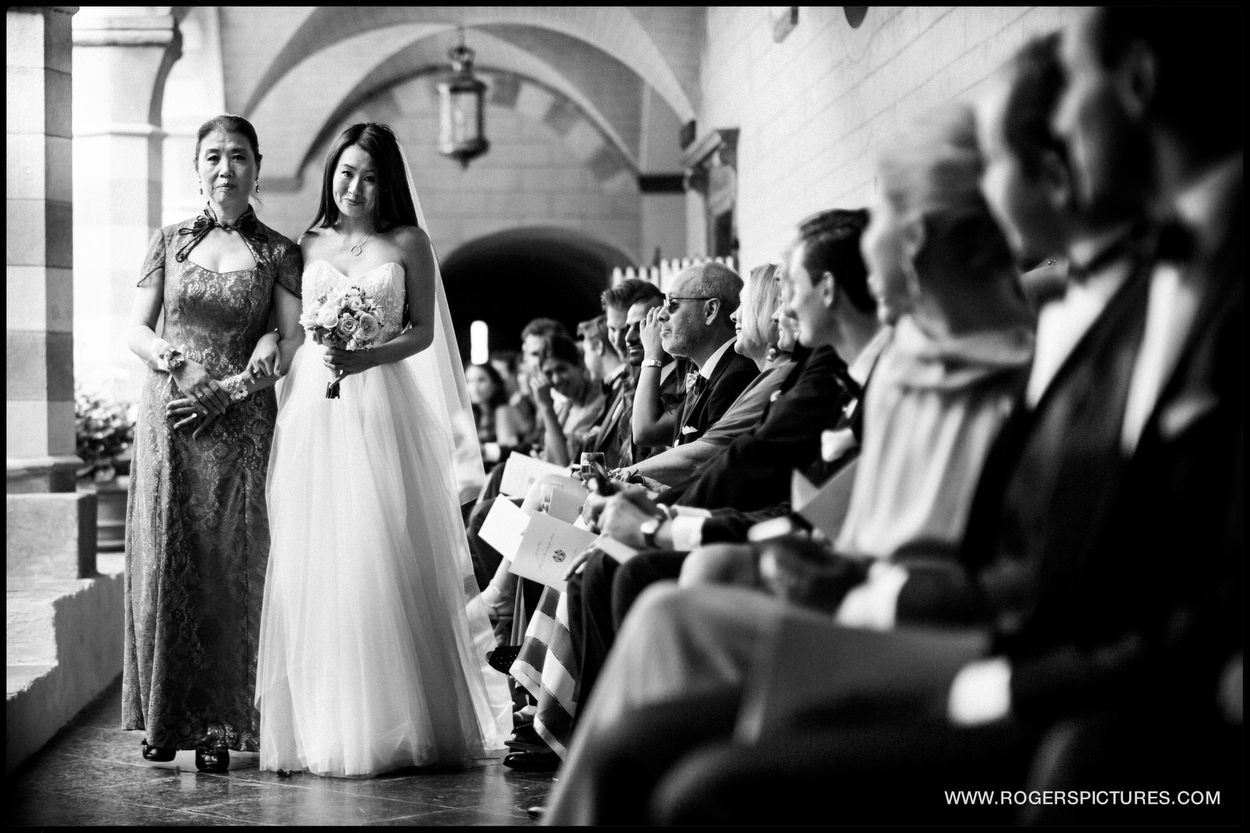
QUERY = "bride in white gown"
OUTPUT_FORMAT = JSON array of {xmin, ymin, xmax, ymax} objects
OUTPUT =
[{"xmin": 256, "ymin": 123, "xmax": 512, "ymax": 777}]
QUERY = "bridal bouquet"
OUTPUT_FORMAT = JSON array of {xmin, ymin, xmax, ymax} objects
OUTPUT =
[{"xmin": 299, "ymin": 286, "xmax": 384, "ymax": 398}]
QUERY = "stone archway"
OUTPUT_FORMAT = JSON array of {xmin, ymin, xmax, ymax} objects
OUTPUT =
[{"xmin": 440, "ymin": 227, "xmax": 632, "ymax": 360}]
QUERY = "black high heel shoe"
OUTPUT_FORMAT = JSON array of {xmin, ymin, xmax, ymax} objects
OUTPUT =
[
  {"xmin": 140, "ymin": 738, "xmax": 176, "ymax": 762},
  {"xmin": 195, "ymin": 745, "xmax": 229, "ymax": 773}
]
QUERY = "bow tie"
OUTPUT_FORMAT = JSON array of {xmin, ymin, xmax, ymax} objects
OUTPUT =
[
  {"xmin": 175, "ymin": 205, "xmax": 265, "ymax": 263},
  {"xmin": 1067, "ymin": 234, "xmax": 1136, "ymax": 283},
  {"xmin": 685, "ymin": 371, "xmax": 706, "ymax": 395},
  {"xmin": 1154, "ymin": 218, "xmax": 1198, "ymax": 266},
  {"xmin": 833, "ymin": 365, "xmax": 862, "ymax": 400}
]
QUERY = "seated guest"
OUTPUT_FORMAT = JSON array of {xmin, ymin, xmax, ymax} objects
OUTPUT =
[
  {"xmin": 528, "ymin": 333, "xmax": 604, "ymax": 468},
  {"xmin": 511, "ymin": 317, "xmax": 569, "ymax": 453},
  {"xmin": 625, "ymin": 263, "xmax": 800, "ymax": 487},
  {"xmin": 579, "ymin": 280, "xmax": 664, "ymax": 469},
  {"xmin": 542, "ymin": 10, "xmax": 1242, "ymax": 823},
  {"xmin": 622, "ymin": 294, "xmax": 686, "ymax": 461},
  {"xmin": 576, "ymin": 315, "xmax": 622, "ymax": 389},
  {"xmin": 466, "ymin": 361, "xmax": 521, "ymax": 460},
  {"xmin": 634, "ymin": 262, "xmax": 758, "ymax": 449}
]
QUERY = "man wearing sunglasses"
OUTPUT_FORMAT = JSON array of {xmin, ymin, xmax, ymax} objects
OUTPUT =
[{"xmin": 657, "ymin": 262, "xmax": 759, "ymax": 447}]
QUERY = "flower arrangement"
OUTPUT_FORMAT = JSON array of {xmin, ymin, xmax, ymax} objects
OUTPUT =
[
  {"xmin": 75, "ymin": 384, "xmax": 137, "ymax": 482},
  {"xmin": 299, "ymin": 285, "xmax": 384, "ymax": 398}
]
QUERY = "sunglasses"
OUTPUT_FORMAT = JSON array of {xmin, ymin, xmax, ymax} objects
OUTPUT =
[{"xmin": 663, "ymin": 295, "xmax": 715, "ymax": 313}]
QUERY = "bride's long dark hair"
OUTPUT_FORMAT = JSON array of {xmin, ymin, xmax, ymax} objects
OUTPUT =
[{"xmin": 305, "ymin": 122, "xmax": 421, "ymax": 237}]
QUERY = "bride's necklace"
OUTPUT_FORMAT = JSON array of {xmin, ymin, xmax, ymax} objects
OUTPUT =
[{"xmin": 345, "ymin": 228, "xmax": 374, "ymax": 257}]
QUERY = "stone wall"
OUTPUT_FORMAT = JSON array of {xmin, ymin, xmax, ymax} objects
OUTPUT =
[{"xmin": 695, "ymin": 6, "xmax": 1080, "ymax": 269}]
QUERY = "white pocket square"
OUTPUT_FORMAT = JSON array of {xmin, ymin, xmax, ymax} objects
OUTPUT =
[{"xmin": 679, "ymin": 425, "xmax": 699, "ymax": 435}]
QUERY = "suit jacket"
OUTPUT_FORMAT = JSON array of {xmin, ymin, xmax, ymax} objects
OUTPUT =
[
  {"xmin": 902, "ymin": 185, "xmax": 1244, "ymax": 720},
  {"xmin": 583, "ymin": 367, "xmax": 634, "ymax": 467},
  {"xmin": 659, "ymin": 346, "xmax": 854, "ymax": 511},
  {"xmin": 672, "ymin": 347, "xmax": 759, "ymax": 446}
]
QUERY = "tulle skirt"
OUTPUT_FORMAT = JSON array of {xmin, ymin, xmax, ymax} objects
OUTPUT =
[{"xmin": 256, "ymin": 341, "xmax": 512, "ymax": 777}]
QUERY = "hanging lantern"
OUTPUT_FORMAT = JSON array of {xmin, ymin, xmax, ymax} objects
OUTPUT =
[{"xmin": 438, "ymin": 32, "xmax": 489, "ymax": 169}]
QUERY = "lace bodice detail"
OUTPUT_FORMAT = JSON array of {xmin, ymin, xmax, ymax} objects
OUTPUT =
[{"xmin": 303, "ymin": 260, "xmax": 406, "ymax": 344}]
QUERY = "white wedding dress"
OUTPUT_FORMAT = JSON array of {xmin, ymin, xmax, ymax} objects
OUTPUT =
[{"xmin": 256, "ymin": 259, "xmax": 511, "ymax": 777}]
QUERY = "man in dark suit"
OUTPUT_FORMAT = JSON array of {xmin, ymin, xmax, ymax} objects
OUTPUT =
[
  {"xmin": 543, "ymin": 11, "xmax": 1242, "ymax": 824},
  {"xmin": 658, "ymin": 261, "xmax": 758, "ymax": 446}
]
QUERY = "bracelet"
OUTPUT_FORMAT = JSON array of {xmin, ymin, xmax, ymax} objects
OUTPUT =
[
  {"xmin": 219, "ymin": 373, "xmax": 250, "ymax": 403},
  {"xmin": 641, "ymin": 358, "xmax": 663, "ymax": 369}
]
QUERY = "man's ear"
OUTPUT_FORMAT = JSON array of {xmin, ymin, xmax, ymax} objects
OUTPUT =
[
  {"xmin": 1116, "ymin": 40, "xmax": 1156, "ymax": 121},
  {"xmin": 1038, "ymin": 147, "xmax": 1073, "ymax": 214},
  {"xmin": 819, "ymin": 271, "xmax": 838, "ymax": 310},
  {"xmin": 704, "ymin": 298, "xmax": 722, "ymax": 325}
]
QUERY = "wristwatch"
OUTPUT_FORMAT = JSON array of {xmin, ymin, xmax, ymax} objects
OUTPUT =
[
  {"xmin": 640, "ymin": 513, "xmax": 666, "ymax": 549},
  {"xmin": 641, "ymin": 358, "xmax": 664, "ymax": 369}
]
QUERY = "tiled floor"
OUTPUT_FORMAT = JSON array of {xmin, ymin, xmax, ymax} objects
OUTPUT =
[{"xmin": 7, "ymin": 678, "xmax": 554, "ymax": 826}]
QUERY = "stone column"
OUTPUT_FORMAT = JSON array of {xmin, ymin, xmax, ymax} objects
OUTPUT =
[
  {"xmin": 71, "ymin": 6, "xmax": 181, "ymax": 403},
  {"xmin": 6, "ymin": 5, "xmax": 96, "ymax": 578}
]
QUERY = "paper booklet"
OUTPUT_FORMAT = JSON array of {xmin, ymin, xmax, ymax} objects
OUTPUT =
[
  {"xmin": 543, "ymin": 481, "xmax": 586, "ymax": 524},
  {"xmin": 478, "ymin": 497, "xmax": 640, "ymax": 591},
  {"xmin": 790, "ymin": 460, "xmax": 858, "ymax": 542},
  {"xmin": 509, "ymin": 512, "xmax": 599, "ymax": 592},
  {"xmin": 499, "ymin": 452, "xmax": 570, "ymax": 498},
  {"xmin": 477, "ymin": 498, "xmax": 530, "ymax": 563}
]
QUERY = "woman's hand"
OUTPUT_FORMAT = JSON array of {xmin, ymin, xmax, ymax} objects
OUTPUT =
[
  {"xmin": 247, "ymin": 332, "xmax": 281, "ymax": 379},
  {"xmin": 167, "ymin": 395, "xmax": 220, "ymax": 439},
  {"xmin": 324, "ymin": 346, "xmax": 377, "ymax": 379},
  {"xmin": 171, "ymin": 360, "xmax": 230, "ymax": 415},
  {"xmin": 640, "ymin": 305, "xmax": 665, "ymax": 360},
  {"xmin": 529, "ymin": 370, "xmax": 555, "ymax": 410}
]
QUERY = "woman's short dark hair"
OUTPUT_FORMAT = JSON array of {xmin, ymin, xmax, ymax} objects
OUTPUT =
[
  {"xmin": 307, "ymin": 122, "xmax": 419, "ymax": 236},
  {"xmin": 193, "ymin": 114, "xmax": 262, "ymax": 168},
  {"xmin": 540, "ymin": 333, "xmax": 582, "ymax": 368}
]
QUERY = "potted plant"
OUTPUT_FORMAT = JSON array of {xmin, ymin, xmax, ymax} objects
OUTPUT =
[{"xmin": 75, "ymin": 383, "xmax": 136, "ymax": 552}]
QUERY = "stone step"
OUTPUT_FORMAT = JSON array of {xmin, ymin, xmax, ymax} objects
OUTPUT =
[{"xmin": 6, "ymin": 553, "xmax": 125, "ymax": 775}]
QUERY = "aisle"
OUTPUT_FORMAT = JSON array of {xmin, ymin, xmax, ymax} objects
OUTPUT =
[{"xmin": 7, "ymin": 678, "xmax": 553, "ymax": 826}]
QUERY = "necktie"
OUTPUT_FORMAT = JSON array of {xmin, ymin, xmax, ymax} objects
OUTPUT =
[{"xmin": 175, "ymin": 205, "xmax": 266, "ymax": 263}]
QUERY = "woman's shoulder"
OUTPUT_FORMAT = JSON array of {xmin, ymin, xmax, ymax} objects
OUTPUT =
[
  {"xmin": 387, "ymin": 224, "xmax": 430, "ymax": 248},
  {"xmin": 157, "ymin": 215, "xmax": 200, "ymax": 239}
]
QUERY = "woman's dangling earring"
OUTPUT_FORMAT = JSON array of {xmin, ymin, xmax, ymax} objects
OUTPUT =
[{"xmin": 255, "ymin": 179, "xmax": 261, "ymax": 194}]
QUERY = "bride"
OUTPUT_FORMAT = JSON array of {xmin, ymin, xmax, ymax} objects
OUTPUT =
[{"xmin": 256, "ymin": 122, "xmax": 512, "ymax": 777}]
